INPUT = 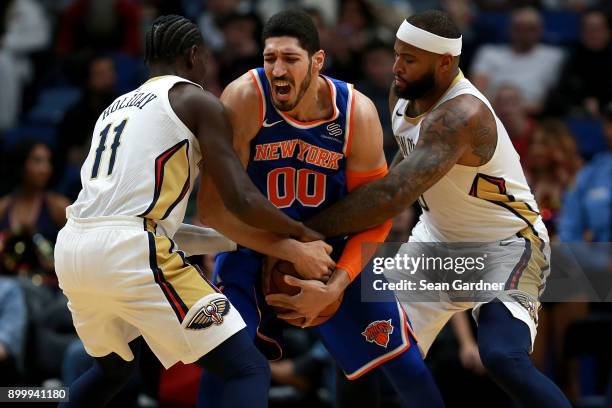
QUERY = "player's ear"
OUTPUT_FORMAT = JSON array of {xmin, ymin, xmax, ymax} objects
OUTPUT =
[
  {"xmin": 312, "ymin": 50, "xmax": 325, "ymax": 72},
  {"xmin": 187, "ymin": 45, "xmax": 198, "ymax": 68},
  {"xmin": 437, "ymin": 54, "xmax": 454, "ymax": 74}
]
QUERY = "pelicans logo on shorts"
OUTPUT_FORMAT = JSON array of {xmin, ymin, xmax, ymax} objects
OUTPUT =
[
  {"xmin": 507, "ymin": 290, "xmax": 539, "ymax": 324},
  {"xmin": 186, "ymin": 298, "xmax": 231, "ymax": 330},
  {"xmin": 362, "ymin": 319, "xmax": 394, "ymax": 348}
]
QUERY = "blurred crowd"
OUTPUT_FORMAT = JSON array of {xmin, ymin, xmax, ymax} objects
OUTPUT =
[{"xmin": 0, "ymin": 0, "xmax": 611, "ymax": 407}]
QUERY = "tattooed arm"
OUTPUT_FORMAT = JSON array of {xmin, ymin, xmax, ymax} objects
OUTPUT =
[
  {"xmin": 389, "ymin": 149, "xmax": 404, "ymax": 169},
  {"xmin": 306, "ymin": 94, "xmax": 496, "ymax": 237}
]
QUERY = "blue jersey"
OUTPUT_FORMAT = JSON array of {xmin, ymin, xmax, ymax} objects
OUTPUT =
[
  {"xmin": 246, "ymin": 67, "xmax": 354, "ymax": 222},
  {"xmin": 214, "ymin": 68, "xmax": 413, "ymax": 379}
]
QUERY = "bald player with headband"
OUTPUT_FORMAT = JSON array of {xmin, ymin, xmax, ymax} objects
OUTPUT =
[{"xmin": 280, "ymin": 10, "xmax": 572, "ymax": 408}]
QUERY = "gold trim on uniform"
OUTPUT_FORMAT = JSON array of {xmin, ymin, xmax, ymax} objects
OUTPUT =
[
  {"xmin": 153, "ymin": 235, "xmax": 216, "ymax": 310},
  {"xmin": 469, "ymin": 173, "xmax": 540, "ymax": 227},
  {"xmin": 503, "ymin": 226, "xmax": 548, "ymax": 324},
  {"xmin": 155, "ymin": 142, "xmax": 188, "ymax": 218},
  {"xmin": 141, "ymin": 140, "xmax": 191, "ymax": 220}
]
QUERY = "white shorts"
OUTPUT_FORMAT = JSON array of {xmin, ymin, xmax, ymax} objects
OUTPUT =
[
  {"xmin": 54, "ymin": 216, "xmax": 245, "ymax": 368},
  {"xmin": 387, "ymin": 222, "xmax": 550, "ymax": 356}
]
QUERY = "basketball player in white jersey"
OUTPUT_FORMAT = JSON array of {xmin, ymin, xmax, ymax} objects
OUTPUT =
[
  {"xmin": 54, "ymin": 15, "xmax": 334, "ymax": 408},
  {"xmin": 281, "ymin": 10, "xmax": 572, "ymax": 407}
]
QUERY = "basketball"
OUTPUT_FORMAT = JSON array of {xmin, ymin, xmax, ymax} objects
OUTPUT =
[{"xmin": 265, "ymin": 260, "xmax": 343, "ymax": 327}]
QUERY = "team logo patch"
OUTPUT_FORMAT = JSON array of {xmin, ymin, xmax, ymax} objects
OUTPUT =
[
  {"xmin": 186, "ymin": 298, "xmax": 231, "ymax": 330},
  {"xmin": 362, "ymin": 319, "xmax": 394, "ymax": 348},
  {"xmin": 326, "ymin": 123, "xmax": 343, "ymax": 137},
  {"xmin": 507, "ymin": 291, "xmax": 539, "ymax": 325}
]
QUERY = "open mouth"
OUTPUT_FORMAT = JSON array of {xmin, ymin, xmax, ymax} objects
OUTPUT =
[{"xmin": 273, "ymin": 80, "xmax": 292, "ymax": 101}]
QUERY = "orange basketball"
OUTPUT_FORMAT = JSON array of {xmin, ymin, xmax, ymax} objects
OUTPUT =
[{"xmin": 265, "ymin": 260, "xmax": 343, "ymax": 327}]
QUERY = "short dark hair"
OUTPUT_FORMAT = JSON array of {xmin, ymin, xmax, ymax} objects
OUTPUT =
[
  {"xmin": 406, "ymin": 10, "xmax": 461, "ymax": 39},
  {"xmin": 145, "ymin": 15, "xmax": 203, "ymax": 64},
  {"xmin": 262, "ymin": 10, "xmax": 320, "ymax": 55}
]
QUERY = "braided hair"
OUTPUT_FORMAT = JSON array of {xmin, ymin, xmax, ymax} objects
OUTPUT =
[{"xmin": 145, "ymin": 15, "xmax": 203, "ymax": 64}]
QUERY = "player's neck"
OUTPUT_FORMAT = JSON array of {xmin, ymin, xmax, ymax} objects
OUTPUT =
[
  {"xmin": 285, "ymin": 76, "xmax": 333, "ymax": 122},
  {"xmin": 148, "ymin": 64, "xmax": 184, "ymax": 80}
]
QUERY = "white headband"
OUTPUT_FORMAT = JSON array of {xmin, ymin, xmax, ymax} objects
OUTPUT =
[{"xmin": 396, "ymin": 20, "xmax": 462, "ymax": 56}]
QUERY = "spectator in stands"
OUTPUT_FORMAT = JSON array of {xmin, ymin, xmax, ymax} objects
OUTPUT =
[
  {"xmin": 0, "ymin": 0, "xmax": 51, "ymax": 131},
  {"xmin": 325, "ymin": 0, "xmax": 380, "ymax": 83},
  {"xmin": 55, "ymin": 0, "xmax": 141, "ymax": 57},
  {"xmin": 557, "ymin": 102, "xmax": 612, "ymax": 404},
  {"xmin": 470, "ymin": 6, "xmax": 565, "ymax": 114},
  {"xmin": 197, "ymin": 0, "xmax": 242, "ymax": 52},
  {"xmin": 474, "ymin": 0, "xmax": 542, "ymax": 11},
  {"xmin": 57, "ymin": 54, "xmax": 118, "ymax": 200},
  {"xmin": 357, "ymin": 41, "xmax": 395, "ymax": 161},
  {"xmin": 269, "ymin": 333, "xmax": 332, "ymax": 406},
  {"xmin": 203, "ymin": 52, "xmax": 223, "ymax": 97},
  {"xmin": 0, "ymin": 277, "xmax": 27, "ymax": 386},
  {"xmin": 493, "ymin": 83, "xmax": 538, "ymax": 159},
  {"xmin": 559, "ymin": 103, "xmax": 612, "ymax": 242},
  {"xmin": 523, "ymin": 120, "xmax": 582, "ymax": 238},
  {"xmin": 216, "ymin": 11, "xmax": 262, "ymax": 86},
  {"xmin": 0, "ymin": 139, "xmax": 68, "ymax": 244},
  {"xmin": 540, "ymin": 0, "xmax": 601, "ymax": 10},
  {"xmin": 441, "ymin": 0, "xmax": 479, "ymax": 70},
  {"xmin": 547, "ymin": 9, "xmax": 612, "ymax": 117}
]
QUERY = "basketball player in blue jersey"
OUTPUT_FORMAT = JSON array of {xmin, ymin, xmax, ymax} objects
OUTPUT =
[
  {"xmin": 198, "ymin": 10, "xmax": 444, "ymax": 408},
  {"xmin": 291, "ymin": 10, "xmax": 571, "ymax": 408},
  {"xmin": 54, "ymin": 15, "xmax": 334, "ymax": 408}
]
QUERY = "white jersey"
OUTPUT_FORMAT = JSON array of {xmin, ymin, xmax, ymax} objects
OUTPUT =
[
  {"xmin": 67, "ymin": 75, "xmax": 203, "ymax": 238},
  {"xmin": 392, "ymin": 72, "xmax": 548, "ymax": 242}
]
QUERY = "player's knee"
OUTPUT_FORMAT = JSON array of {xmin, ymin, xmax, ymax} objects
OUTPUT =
[{"xmin": 479, "ymin": 345, "xmax": 529, "ymax": 381}]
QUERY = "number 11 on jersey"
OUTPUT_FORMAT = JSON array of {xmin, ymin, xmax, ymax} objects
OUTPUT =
[{"xmin": 91, "ymin": 118, "xmax": 128, "ymax": 179}]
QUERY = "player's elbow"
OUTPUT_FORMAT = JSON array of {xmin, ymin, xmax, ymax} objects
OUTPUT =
[{"xmin": 223, "ymin": 191, "xmax": 255, "ymax": 220}]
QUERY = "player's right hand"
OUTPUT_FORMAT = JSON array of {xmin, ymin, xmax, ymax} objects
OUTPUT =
[{"xmin": 291, "ymin": 240, "xmax": 335, "ymax": 282}]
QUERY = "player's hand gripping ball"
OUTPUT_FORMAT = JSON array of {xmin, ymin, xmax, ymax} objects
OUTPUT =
[{"xmin": 263, "ymin": 260, "xmax": 343, "ymax": 327}]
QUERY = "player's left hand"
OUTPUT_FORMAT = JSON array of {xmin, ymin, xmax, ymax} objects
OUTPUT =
[{"xmin": 265, "ymin": 275, "xmax": 341, "ymax": 328}]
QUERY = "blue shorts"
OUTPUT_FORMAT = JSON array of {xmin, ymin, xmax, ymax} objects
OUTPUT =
[{"xmin": 213, "ymin": 248, "xmax": 415, "ymax": 379}]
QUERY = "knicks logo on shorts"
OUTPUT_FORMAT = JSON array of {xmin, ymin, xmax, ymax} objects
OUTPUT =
[
  {"xmin": 185, "ymin": 298, "xmax": 231, "ymax": 330},
  {"xmin": 362, "ymin": 319, "xmax": 394, "ymax": 348}
]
